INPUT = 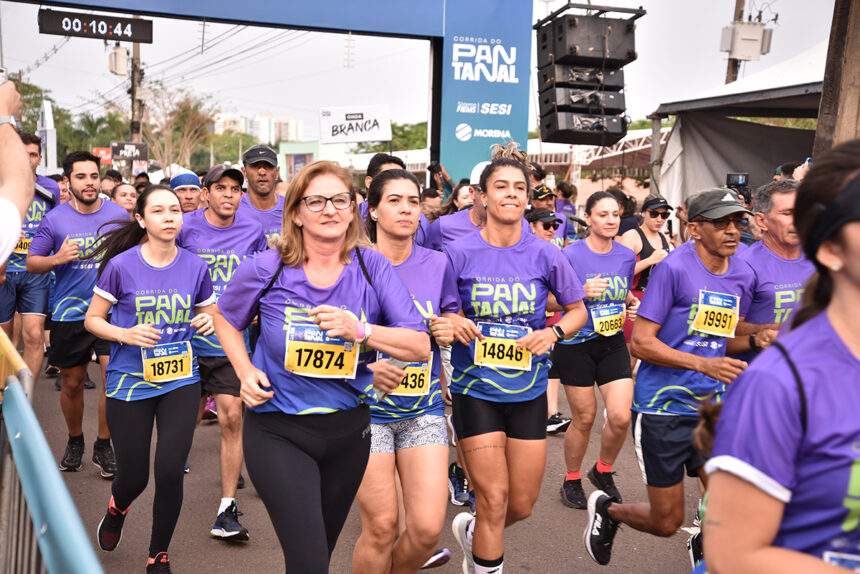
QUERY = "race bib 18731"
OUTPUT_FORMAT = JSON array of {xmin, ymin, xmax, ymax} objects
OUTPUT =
[
  {"xmin": 474, "ymin": 322, "xmax": 532, "ymax": 372},
  {"xmin": 692, "ymin": 290, "xmax": 740, "ymax": 338},
  {"xmin": 141, "ymin": 341, "xmax": 192, "ymax": 383},
  {"xmin": 285, "ymin": 323, "xmax": 359, "ymax": 379},
  {"xmin": 591, "ymin": 304, "xmax": 626, "ymax": 337},
  {"xmin": 377, "ymin": 351, "xmax": 432, "ymax": 397}
]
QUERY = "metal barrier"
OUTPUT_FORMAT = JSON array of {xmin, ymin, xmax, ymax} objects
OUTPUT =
[{"xmin": 0, "ymin": 330, "xmax": 104, "ymax": 574}]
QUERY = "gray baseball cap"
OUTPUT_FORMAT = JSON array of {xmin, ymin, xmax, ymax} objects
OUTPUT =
[{"xmin": 687, "ymin": 188, "xmax": 752, "ymax": 221}]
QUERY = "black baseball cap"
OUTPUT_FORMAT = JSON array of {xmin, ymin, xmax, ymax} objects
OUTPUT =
[
  {"xmin": 526, "ymin": 208, "xmax": 562, "ymax": 224},
  {"xmin": 641, "ymin": 197, "xmax": 673, "ymax": 212},
  {"xmin": 687, "ymin": 188, "xmax": 752, "ymax": 221},
  {"xmin": 532, "ymin": 185, "xmax": 554, "ymax": 200},
  {"xmin": 203, "ymin": 164, "xmax": 244, "ymax": 188},
  {"xmin": 243, "ymin": 144, "xmax": 278, "ymax": 167}
]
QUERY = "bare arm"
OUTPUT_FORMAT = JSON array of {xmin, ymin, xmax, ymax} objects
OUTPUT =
[
  {"xmin": 704, "ymin": 471, "xmax": 845, "ymax": 574},
  {"xmin": 727, "ymin": 325, "xmax": 778, "ymax": 355},
  {"xmin": 736, "ymin": 320, "xmax": 780, "ymax": 336},
  {"xmin": 0, "ymin": 82, "xmax": 30, "ymax": 222},
  {"xmin": 213, "ymin": 308, "xmax": 273, "ymax": 407},
  {"xmin": 546, "ymin": 292, "xmax": 563, "ymax": 313},
  {"xmin": 84, "ymin": 293, "xmax": 161, "ymax": 347},
  {"xmin": 27, "ymin": 235, "xmax": 79, "ymax": 274}
]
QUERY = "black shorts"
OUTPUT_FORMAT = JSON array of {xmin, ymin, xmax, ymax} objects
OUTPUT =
[
  {"xmin": 198, "ymin": 356, "xmax": 241, "ymax": 397},
  {"xmin": 49, "ymin": 320, "xmax": 110, "ymax": 368},
  {"xmin": 549, "ymin": 333, "xmax": 632, "ymax": 387},
  {"xmin": 632, "ymin": 412, "xmax": 705, "ymax": 488},
  {"xmin": 451, "ymin": 392, "xmax": 546, "ymax": 441}
]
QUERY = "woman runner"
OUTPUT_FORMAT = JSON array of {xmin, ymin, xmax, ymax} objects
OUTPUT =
[{"xmin": 84, "ymin": 186, "xmax": 217, "ymax": 573}]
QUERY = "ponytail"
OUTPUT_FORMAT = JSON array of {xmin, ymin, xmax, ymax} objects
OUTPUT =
[{"xmin": 790, "ymin": 270, "xmax": 833, "ymax": 330}]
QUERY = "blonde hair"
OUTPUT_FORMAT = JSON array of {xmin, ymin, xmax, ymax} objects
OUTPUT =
[
  {"xmin": 277, "ymin": 161, "xmax": 369, "ymax": 267},
  {"xmin": 490, "ymin": 141, "xmax": 532, "ymax": 171}
]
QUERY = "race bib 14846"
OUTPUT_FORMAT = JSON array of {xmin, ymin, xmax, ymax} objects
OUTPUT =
[{"xmin": 474, "ymin": 322, "xmax": 532, "ymax": 372}]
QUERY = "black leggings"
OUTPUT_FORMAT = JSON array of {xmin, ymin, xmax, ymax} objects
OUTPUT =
[
  {"xmin": 105, "ymin": 383, "xmax": 200, "ymax": 557},
  {"xmin": 243, "ymin": 406, "xmax": 371, "ymax": 573}
]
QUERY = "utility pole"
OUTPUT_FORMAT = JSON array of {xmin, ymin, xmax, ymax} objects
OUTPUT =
[
  {"xmin": 813, "ymin": 0, "xmax": 860, "ymax": 155},
  {"xmin": 129, "ymin": 15, "xmax": 143, "ymax": 143},
  {"xmin": 725, "ymin": 0, "xmax": 745, "ymax": 84}
]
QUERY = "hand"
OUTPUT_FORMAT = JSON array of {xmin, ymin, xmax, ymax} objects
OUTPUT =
[
  {"xmin": 429, "ymin": 314, "xmax": 454, "ymax": 347},
  {"xmin": 0, "ymin": 261, "xmax": 6, "ymax": 286},
  {"xmin": 648, "ymin": 249, "xmax": 669, "ymax": 265},
  {"xmin": 448, "ymin": 314, "xmax": 481, "ymax": 345},
  {"xmin": 583, "ymin": 275, "xmax": 609, "ymax": 299},
  {"xmin": 308, "ymin": 305, "xmax": 358, "ymax": 342},
  {"xmin": 516, "ymin": 328, "xmax": 557, "ymax": 357},
  {"xmin": 701, "ymin": 356, "xmax": 748, "ymax": 384},
  {"xmin": 0, "ymin": 81, "xmax": 23, "ymax": 118},
  {"xmin": 238, "ymin": 367, "xmax": 274, "ymax": 407},
  {"xmin": 626, "ymin": 297, "xmax": 640, "ymax": 322},
  {"xmin": 122, "ymin": 323, "xmax": 161, "ymax": 348},
  {"xmin": 792, "ymin": 161, "xmax": 811, "ymax": 181},
  {"xmin": 190, "ymin": 312, "xmax": 214, "ymax": 336},
  {"xmin": 54, "ymin": 235, "xmax": 79, "ymax": 265},
  {"xmin": 754, "ymin": 328, "xmax": 779, "ymax": 350},
  {"xmin": 368, "ymin": 360, "xmax": 407, "ymax": 395}
]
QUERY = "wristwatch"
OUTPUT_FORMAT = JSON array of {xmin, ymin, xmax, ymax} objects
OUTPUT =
[
  {"xmin": 0, "ymin": 115, "xmax": 22, "ymax": 133},
  {"xmin": 749, "ymin": 333, "xmax": 760, "ymax": 351},
  {"xmin": 551, "ymin": 324, "xmax": 565, "ymax": 341}
]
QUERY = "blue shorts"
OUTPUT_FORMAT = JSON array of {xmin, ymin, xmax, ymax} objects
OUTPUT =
[{"xmin": 0, "ymin": 271, "xmax": 51, "ymax": 323}]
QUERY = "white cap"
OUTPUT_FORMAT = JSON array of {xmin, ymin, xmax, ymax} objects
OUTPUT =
[{"xmin": 469, "ymin": 161, "xmax": 491, "ymax": 186}]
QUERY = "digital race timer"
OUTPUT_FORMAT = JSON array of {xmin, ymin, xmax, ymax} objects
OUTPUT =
[{"xmin": 38, "ymin": 9, "xmax": 153, "ymax": 43}]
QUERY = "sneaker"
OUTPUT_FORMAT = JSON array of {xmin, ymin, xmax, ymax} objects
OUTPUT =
[
  {"xmin": 45, "ymin": 364, "xmax": 60, "ymax": 377},
  {"xmin": 54, "ymin": 378, "xmax": 61, "ymax": 391},
  {"xmin": 58, "ymin": 440, "xmax": 84, "ymax": 471},
  {"xmin": 84, "ymin": 377, "xmax": 96, "ymax": 390},
  {"xmin": 97, "ymin": 497, "xmax": 127, "ymax": 552},
  {"xmin": 448, "ymin": 463, "xmax": 469, "ymax": 506},
  {"xmin": 584, "ymin": 491, "xmax": 619, "ymax": 566},
  {"xmin": 560, "ymin": 478, "xmax": 587, "ymax": 509},
  {"xmin": 184, "ymin": 461, "xmax": 190, "ymax": 474},
  {"xmin": 452, "ymin": 512, "xmax": 475, "ymax": 574},
  {"xmin": 237, "ymin": 473, "xmax": 245, "ymax": 489},
  {"xmin": 146, "ymin": 552, "xmax": 172, "ymax": 574},
  {"xmin": 687, "ymin": 532, "xmax": 703, "ymax": 567},
  {"xmin": 587, "ymin": 463, "xmax": 623, "ymax": 503},
  {"xmin": 92, "ymin": 442, "xmax": 117, "ymax": 479},
  {"xmin": 210, "ymin": 501, "xmax": 250, "ymax": 541},
  {"xmin": 202, "ymin": 396, "xmax": 218, "ymax": 420},
  {"xmin": 546, "ymin": 412, "xmax": 572, "ymax": 434},
  {"xmin": 692, "ymin": 497, "xmax": 703, "ymax": 527},
  {"xmin": 421, "ymin": 547, "xmax": 451, "ymax": 569}
]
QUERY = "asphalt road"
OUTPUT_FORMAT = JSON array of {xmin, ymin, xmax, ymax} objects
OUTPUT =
[{"xmin": 30, "ymin": 363, "xmax": 700, "ymax": 573}]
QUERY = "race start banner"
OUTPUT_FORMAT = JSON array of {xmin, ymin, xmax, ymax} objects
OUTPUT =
[{"xmin": 319, "ymin": 105, "xmax": 392, "ymax": 145}]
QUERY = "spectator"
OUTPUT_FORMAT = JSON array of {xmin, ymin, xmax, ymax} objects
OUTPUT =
[{"xmin": 0, "ymin": 81, "xmax": 32, "ymax": 264}]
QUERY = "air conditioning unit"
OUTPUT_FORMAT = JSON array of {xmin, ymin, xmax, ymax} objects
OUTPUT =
[{"xmin": 109, "ymin": 45, "xmax": 128, "ymax": 76}]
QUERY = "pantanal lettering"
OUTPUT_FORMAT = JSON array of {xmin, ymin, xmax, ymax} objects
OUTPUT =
[
  {"xmin": 774, "ymin": 287, "xmax": 804, "ymax": 323},
  {"xmin": 470, "ymin": 282, "xmax": 536, "ymax": 316},
  {"xmin": 135, "ymin": 293, "xmax": 192, "ymax": 324},
  {"xmin": 842, "ymin": 459, "xmax": 860, "ymax": 532},
  {"xmin": 588, "ymin": 275, "xmax": 628, "ymax": 302},
  {"xmin": 201, "ymin": 253, "xmax": 242, "ymax": 284}
]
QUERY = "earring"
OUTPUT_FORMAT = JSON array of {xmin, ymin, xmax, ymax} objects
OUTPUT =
[
  {"xmin": 831, "ymin": 262, "xmax": 843, "ymax": 272},
  {"xmin": 138, "ymin": 221, "xmax": 145, "ymax": 229},
  {"xmin": 370, "ymin": 213, "xmax": 378, "ymax": 221}
]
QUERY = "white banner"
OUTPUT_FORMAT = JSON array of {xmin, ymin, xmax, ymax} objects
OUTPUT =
[{"xmin": 319, "ymin": 105, "xmax": 392, "ymax": 144}]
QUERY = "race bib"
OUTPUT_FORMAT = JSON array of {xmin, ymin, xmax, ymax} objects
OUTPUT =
[
  {"xmin": 285, "ymin": 323, "xmax": 358, "ymax": 379},
  {"xmin": 591, "ymin": 304, "xmax": 626, "ymax": 337},
  {"xmin": 474, "ymin": 322, "xmax": 532, "ymax": 372},
  {"xmin": 141, "ymin": 341, "xmax": 193, "ymax": 383},
  {"xmin": 823, "ymin": 551, "xmax": 860, "ymax": 570},
  {"xmin": 13, "ymin": 236, "xmax": 31, "ymax": 254},
  {"xmin": 377, "ymin": 352, "xmax": 432, "ymax": 397},
  {"xmin": 692, "ymin": 290, "xmax": 740, "ymax": 337}
]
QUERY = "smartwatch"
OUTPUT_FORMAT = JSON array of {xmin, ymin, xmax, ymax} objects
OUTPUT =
[
  {"xmin": 551, "ymin": 324, "xmax": 565, "ymax": 341},
  {"xmin": 749, "ymin": 333, "xmax": 760, "ymax": 351}
]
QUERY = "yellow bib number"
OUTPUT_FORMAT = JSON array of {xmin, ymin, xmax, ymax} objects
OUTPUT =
[
  {"xmin": 692, "ymin": 290, "xmax": 740, "ymax": 337},
  {"xmin": 591, "ymin": 304, "xmax": 626, "ymax": 337},
  {"xmin": 473, "ymin": 322, "xmax": 532, "ymax": 372},
  {"xmin": 13, "ymin": 236, "xmax": 31, "ymax": 254},
  {"xmin": 285, "ymin": 323, "xmax": 358, "ymax": 379},
  {"xmin": 378, "ymin": 352, "xmax": 432, "ymax": 397},
  {"xmin": 141, "ymin": 341, "xmax": 192, "ymax": 383}
]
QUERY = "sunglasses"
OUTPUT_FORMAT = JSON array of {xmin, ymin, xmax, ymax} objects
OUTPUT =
[
  {"xmin": 692, "ymin": 216, "xmax": 747, "ymax": 230},
  {"xmin": 539, "ymin": 221, "xmax": 560, "ymax": 231},
  {"xmin": 647, "ymin": 210, "xmax": 670, "ymax": 219}
]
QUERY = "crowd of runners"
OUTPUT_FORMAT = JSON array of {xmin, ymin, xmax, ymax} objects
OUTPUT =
[{"xmin": 2, "ymin": 123, "xmax": 859, "ymax": 574}]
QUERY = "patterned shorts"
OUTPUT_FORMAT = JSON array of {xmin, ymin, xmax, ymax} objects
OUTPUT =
[{"xmin": 370, "ymin": 414, "xmax": 448, "ymax": 454}]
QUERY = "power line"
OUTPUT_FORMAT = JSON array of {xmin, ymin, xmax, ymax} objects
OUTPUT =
[{"xmin": 19, "ymin": 37, "xmax": 70, "ymax": 77}]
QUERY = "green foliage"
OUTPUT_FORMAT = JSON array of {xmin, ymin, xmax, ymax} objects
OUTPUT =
[
  {"xmin": 628, "ymin": 117, "xmax": 675, "ymax": 130},
  {"xmin": 189, "ymin": 130, "xmax": 261, "ymax": 172},
  {"xmin": 731, "ymin": 116, "xmax": 817, "ymax": 130},
  {"xmin": 353, "ymin": 122, "xmax": 427, "ymax": 153}
]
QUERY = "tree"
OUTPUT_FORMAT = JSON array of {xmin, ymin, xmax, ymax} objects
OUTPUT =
[
  {"xmin": 353, "ymin": 122, "xmax": 427, "ymax": 153},
  {"xmin": 188, "ymin": 130, "xmax": 261, "ymax": 172},
  {"xmin": 142, "ymin": 81, "xmax": 218, "ymax": 176}
]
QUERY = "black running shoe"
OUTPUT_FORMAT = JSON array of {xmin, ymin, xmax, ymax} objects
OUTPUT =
[
  {"xmin": 146, "ymin": 552, "xmax": 172, "ymax": 574},
  {"xmin": 237, "ymin": 473, "xmax": 245, "ymax": 489},
  {"xmin": 210, "ymin": 501, "xmax": 250, "ymax": 541},
  {"xmin": 84, "ymin": 377, "xmax": 96, "ymax": 389},
  {"xmin": 97, "ymin": 497, "xmax": 127, "ymax": 552},
  {"xmin": 560, "ymin": 478, "xmax": 587, "ymax": 509},
  {"xmin": 546, "ymin": 412, "xmax": 572, "ymax": 434},
  {"xmin": 584, "ymin": 490, "xmax": 619, "ymax": 565},
  {"xmin": 587, "ymin": 463, "xmax": 622, "ymax": 503},
  {"xmin": 92, "ymin": 442, "xmax": 117, "ymax": 479},
  {"xmin": 687, "ymin": 531, "xmax": 704, "ymax": 567},
  {"xmin": 58, "ymin": 440, "xmax": 84, "ymax": 471}
]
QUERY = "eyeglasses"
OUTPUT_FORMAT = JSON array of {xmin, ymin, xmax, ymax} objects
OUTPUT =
[
  {"xmin": 648, "ymin": 210, "xmax": 670, "ymax": 220},
  {"xmin": 692, "ymin": 216, "xmax": 747, "ymax": 230},
  {"xmin": 300, "ymin": 192, "xmax": 353, "ymax": 212},
  {"xmin": 539, "ymin": 221, "xmax": 560, "ymax": 231}
]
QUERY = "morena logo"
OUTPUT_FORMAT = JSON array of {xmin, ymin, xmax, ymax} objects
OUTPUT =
[{"xmin": 455, "ymin": 123, "xmax": 512, "ymax": 143}]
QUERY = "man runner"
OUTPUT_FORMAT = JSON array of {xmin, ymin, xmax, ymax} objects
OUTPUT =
[{"xmin": 239, "ymin": 146, "xmax": 283, "ymax": 246}]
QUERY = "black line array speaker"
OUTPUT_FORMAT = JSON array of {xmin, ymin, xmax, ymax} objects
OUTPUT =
[
  {"xmin": 540, "ymin": 113, "xmax": 627, "ymax": 146},
  {"xmin": 536, "ymin": 15, "xmax": 637, "ymax": 68}
]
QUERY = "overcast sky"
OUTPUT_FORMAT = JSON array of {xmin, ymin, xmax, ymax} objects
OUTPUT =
[{"xmin": 0, "ymin": 0, "xmax": 835, "ymax": 140}]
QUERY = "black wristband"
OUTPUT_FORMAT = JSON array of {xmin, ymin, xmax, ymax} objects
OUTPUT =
[{"xmin": 749, "ymin": 333, "xmax": 760, "ymax": 351}]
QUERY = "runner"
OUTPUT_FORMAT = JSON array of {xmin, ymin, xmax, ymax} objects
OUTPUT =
[
  {"xmin": 733, "ymin": 179, "xmax": 814, "ymax": 362},
  {"xmin": 83, "ymin": 185, "xmax": 216, "ymax": 574},
  {"xmin": 529, "ymin": 185, "xmax": 567, "ymax": 248},
  {"xmin": 213, "ymin": 160, "xmax": 429, "ymax": 573},
  {"xmin": 555, "ymin": 180, "xmax": 579, "ymax": 242},
  {"xmin": 170, "ymin": 171, "xmax": 203, "ymax": 214},
  {"xmin": 0, "ymin": 133, "xmax": 60, "ymax": 379},
  {"xmin": 352, "ymin": 168, "xmax": 457, "ymax": 573},
  {"xmin": 111, "ymin": 183, "xmax": 137, "ymax": 218},
  {"xmin": 441, "ymin": 158, "xmax": 587, "ymax": 574},
  {"xmin": 175, "ymin": 164, "xmax": 267, "ymax": 542},
  {"xmin": 239, "ymin": 145, "xmax": 283, "ymax": 246},
  {"xmin": 554, "ymin": 191, "xmax": 638, "ymax": 509},
  {"xmin": 583, "ymin": 188, "xmax": 760, "ymax": 565},
  {"xmin": 26, "ymin": 151, "xmax": 127, "ymax": 477},
  {"xmin": 700, "ymin": 138, "xmax": 860, "ymax": 573}
]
